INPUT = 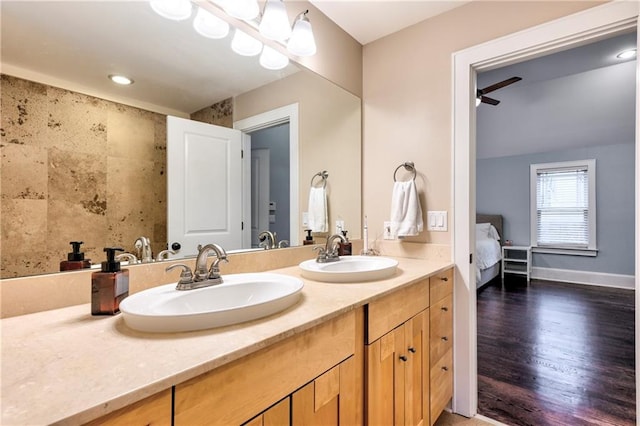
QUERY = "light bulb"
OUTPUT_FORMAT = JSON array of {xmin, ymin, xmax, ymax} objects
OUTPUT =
[
  {"xmin": 223, "ymin": 0, "xmax": 259, "ymax": 21},
  {"xmin": 109, "ymin": 75, "xmax": 134, "ymax": 85},
  {"xmin": 231, "ymin": 29, "xmax": 263, "ymax": 57},
  {"xmin": 259, "ymin": 0, "xmax": 291, "ymax": 41},
  {"xmin": 149, "ymin": 0, "xmax": 192, "ymax": 21},
  {"xmin": 193, "ymin": 7, "xmax": 229, "ymax": 39},
  {"xmin": 287, "ymin": 12, "xmax": 316, "ymax": 57},
  {"xmin": 259, "ymin": 45, "xmax": 289, "ymax": 70}
]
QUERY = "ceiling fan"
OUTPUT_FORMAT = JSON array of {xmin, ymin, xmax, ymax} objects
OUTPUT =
[{"xmin": 476, "ymin": 76, "xmax": 522, "ymax": 106}]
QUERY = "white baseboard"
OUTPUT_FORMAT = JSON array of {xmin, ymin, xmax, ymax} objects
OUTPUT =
[{"xmin": 531, "ymin": 267, "xmax": 635, "ymax": 290}]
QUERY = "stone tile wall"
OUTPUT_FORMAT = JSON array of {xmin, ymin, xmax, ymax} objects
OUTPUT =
[{"xmin": 1, "ymin": 75, "xmax": 168, "ymax": 278}]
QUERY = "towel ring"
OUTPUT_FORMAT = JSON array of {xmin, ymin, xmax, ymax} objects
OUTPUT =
[
  {"xmin": 311, "ymin": 171, "xmax": 329, "ymax": 188},
  {"xmin": 393, "ymin": 162, "xmax": 416, "ymax": 182}
]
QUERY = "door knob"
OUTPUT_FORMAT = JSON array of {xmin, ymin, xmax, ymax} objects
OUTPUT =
[{"xmin": 171, "ymin": 242, "xmax": 182, "ymax": 251}]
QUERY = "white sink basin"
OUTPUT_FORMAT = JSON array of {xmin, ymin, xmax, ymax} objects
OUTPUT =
[
  {"xmin": 299, "ymin": 255, "xmax": 399, "ymax": 283},
  {"xmin": 119, "ymin": 273, "xmax": 303, "ymax": 333}
]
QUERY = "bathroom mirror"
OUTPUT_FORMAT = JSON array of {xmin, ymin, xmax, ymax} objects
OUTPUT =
[{"xmin": 0, "ymin": 1, "xmax": 362, "ymax": 279}]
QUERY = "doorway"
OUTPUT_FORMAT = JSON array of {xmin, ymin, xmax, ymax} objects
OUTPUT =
[{"xmin": 452, "ymin": 2, "xmax": 639, "ymax": 418}]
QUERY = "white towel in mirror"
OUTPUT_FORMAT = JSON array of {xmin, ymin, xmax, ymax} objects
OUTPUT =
[
  {"xmin": 390, "ymin": 180, "xmax": 423, "ymax": 237},
  {"xmin": 308, "ymin": 187, "xmax": 328, "ymax": 232}
]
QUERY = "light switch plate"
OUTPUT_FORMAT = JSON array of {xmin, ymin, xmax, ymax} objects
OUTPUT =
[
  {"xmin": 427, "ymin": 211, "xmax": 448, "ymax": 231},
  {"xmin": 383, "ymin": 221, "xmax": 393, "ymax": 240}
]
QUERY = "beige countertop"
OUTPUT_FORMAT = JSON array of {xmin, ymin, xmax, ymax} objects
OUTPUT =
[{"xmin": 1, "ymin": 256, "xmax": 452, "ymax": 425}]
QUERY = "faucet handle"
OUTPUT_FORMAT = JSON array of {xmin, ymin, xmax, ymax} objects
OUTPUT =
[
  {"xmin": 166, "ymin": 264, "xmax": 194, "ymax": 286},
  {"xmin": 208, "ymin": 257, "xmax": 229, "ymax": 279}
]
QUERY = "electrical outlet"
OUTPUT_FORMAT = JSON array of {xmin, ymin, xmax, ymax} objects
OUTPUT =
[
  {"xmin": 335, "ymin": 220, "xmax": 345, "ymax": 234},
  {"xmin": 383, "ymin": 221, "xmax": 394, "ymax": 240},
  {"xmin": 302, "ymin": 212, "xmax": 309, "ymax": 228}
]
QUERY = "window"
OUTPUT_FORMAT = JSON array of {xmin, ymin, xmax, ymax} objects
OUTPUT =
[{"xmin": 530, "ymin": 159, "xmax": 597, "ymax": 255}]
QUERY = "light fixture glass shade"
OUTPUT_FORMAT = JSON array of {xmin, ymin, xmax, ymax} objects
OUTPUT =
[
  {"xmin": 109, "ymin": 75, "xmax": 134, "ymax": 85},
  {"xmin": 193, "ymin": 7, "xmax": 229, "ymax": 39},
  {"xmin": 223, "ymin": 0, "xmax": 259, "ymax": 21},
  {"xmin": 616, "ymin": 48, "xmax": 637, "ymax": 59},
  {"xmin": 149, "ymin": 0, "xmax": 192, "ymax": 21},
  {"xmin": 259, "ymin": 0, "xmax": 291, "ymax": 41},
  {"xmin": 231, "ymin": 29, "xmax": 263, "ymax": 56},
  {"xmin": 287, "ymin": 13, "xmax": 316, "ymax": 57},
  {"xmin": 259, "ymin": 45, "xmax": 289, "ymax": 70}
]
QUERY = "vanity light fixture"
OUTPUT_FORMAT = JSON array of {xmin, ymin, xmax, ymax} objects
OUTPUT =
[
  {"xmin": 231, "ymin": 29, "xmax": 263, "ymax": 56},
  {"xmin": 287, "ymin": 10, "xmax": 316, "ymax": 57},
  {"xmin": 222, "ymin": 0, "xmax": 259, "ymax": 21},
  {"xmin": 193, "ymin": 6, "xmax": 229, "ymax": 39},
  {"xmin": 259, "ymin": 45, "xmax": 289, "ymax": 70},
  {"xmin": 149, "ymin": 0, "xmax": 192, "ymax": 21},
  {"xmin": 109, "ymin": 74, "xmax": 134, "ymax": 85},
  {"xmin": 259, "ymin": 0, "xmax": 291, "ymax": 41},
  {"xmin": 616, "ymin": 48, "xmax": 637, "ymax": 59}
]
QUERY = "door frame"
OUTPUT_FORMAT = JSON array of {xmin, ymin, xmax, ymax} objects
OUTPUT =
[
  {"xmin": 451, "ymin": 2, "xmax": 639, "ymax": 417},
  {"xmin": 234, "ymin": 103, "xmax": 299, "ymax": 248}
]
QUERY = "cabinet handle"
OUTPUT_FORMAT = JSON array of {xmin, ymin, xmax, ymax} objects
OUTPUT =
[
  {"xmin": 399, "ymin": 355, "xmax": 408, "ymax": 362},
  {"xmin": 441, "ymin": 366, "xmax": 449, "ymax": 372},
  {"xmin": 441, "ymin": 336, "xmax": 448, "ymax": 342},
  {"xmin": 441, "ymin": 306, "xmax": 448, "ymax": 312},
  {"xmin": 408, "ymin": 347, "xmax": 416, "ymax": 353},
  {"xmin": 440, "ymin": 276, "xmax": 448, "ymax": 282}
]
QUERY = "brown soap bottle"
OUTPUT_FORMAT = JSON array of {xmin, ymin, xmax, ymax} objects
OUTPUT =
[
  {"xmin": 303, "ymin": 229, "xmax": 315, "ymax": 245},
  {"xmin": 60, "ymin": 241, "xmax": 92, "ymax": 271},
  {"xmin": 91, "ymin": 247, "xmax": 129, "ymax": 316},
  {"xmin": 338, "ymin": 230, "xmax": 352, "ymax": 256}
]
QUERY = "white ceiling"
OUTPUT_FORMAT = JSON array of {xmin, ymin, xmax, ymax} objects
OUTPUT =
[{"xmin": 309, "ymin": 0, "xmax": 469, "ymax": 45}]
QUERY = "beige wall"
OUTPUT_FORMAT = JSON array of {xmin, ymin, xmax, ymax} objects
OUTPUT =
[
  {"xmin": 235, "ymin": 71, "xmax": 362, "ymax": 243},
  {"xmin": 362, "ymin": 1, "xmax": 604, "ymax": 246}
]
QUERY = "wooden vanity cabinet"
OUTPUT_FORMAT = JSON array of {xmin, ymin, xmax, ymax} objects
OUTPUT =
[
  {"xmin": 428, "ymin": 269, "xmax": 454, "ymax": 425},
  {"xmin": 173, "ymin": 309, "xmax": 361, "ymax": 426},
  {"xmin": 85, "ymin": 389, "xmax": 172, "ymax": 426},
  {"xmin": 365, "ymin": 279, "xmax": 430, "ymax": 426}
]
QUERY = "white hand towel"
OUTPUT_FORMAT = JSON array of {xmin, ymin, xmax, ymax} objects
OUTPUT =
[
  {"xmin": 308, "ymin": 187, "xmax": 328, "ymax": 232},
  {"xmin": 390, "ymin": 180, "xmax": 423, "ymax": 237}
]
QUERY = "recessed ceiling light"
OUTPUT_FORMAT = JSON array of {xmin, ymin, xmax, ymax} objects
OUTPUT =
[
  {"xmin": 616, "ymin": 48, "xmax": 637, "ymax": 59},
  {"xmin": 109, "ymin": 75, "xmax": 134, "ymax": 85}
]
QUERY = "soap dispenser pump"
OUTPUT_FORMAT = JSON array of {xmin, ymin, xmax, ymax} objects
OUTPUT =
[
  {"xmin": 60, "ymin": 241, "xmax": 92, "ymax": 271},
  {"xmin": 338, "ymin": 230, "xmax": 352, "ymax": 256},
  {"xmin": 303, "ymin": 229, "xmax": 315, "ymax": 245},
  {"xmin": 91, "ymin": 247, "xmax": 129, "ymax": 316}
]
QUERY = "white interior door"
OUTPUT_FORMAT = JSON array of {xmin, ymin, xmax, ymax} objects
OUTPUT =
[
  {"xmin": 167, "ymin": 116, "xmax": 243, "ymax": 257},
  {"xmin": 251, "ymin": 148, "xmax": 270, "ymax": 247}
]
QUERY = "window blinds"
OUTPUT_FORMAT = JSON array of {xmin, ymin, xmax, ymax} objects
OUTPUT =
[{"xmin": 536, "ymin": 167, "xmax": 589, "ymax": 247}]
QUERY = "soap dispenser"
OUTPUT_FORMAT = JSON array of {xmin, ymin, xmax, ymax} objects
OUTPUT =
[
  {"xmin": 338, "ymin": 230, "xmax": 352, "ymax": 256},
  {"xmin": 60, "ymin": 241, "xmax": 92, "ymax": 271},
  {"xmin": 91, "ymin": 247, "xmax": 129, "ymax": 316},
  {"xmin": 303, "ymin": 229, "xmax": 315, "ymax": 245}
]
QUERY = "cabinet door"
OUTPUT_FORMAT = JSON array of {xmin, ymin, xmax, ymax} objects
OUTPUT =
[
  {"xmin": 243, "ymin": 398, "xmax": 290, "ymax": 426},
  {"xmin": 366, "ymin": 325, "xmax": 406, "ymax": 426},
  {"xmin": 292, "ymin": 356, "xmax": 357, "ymax": 425},
  {"xmin": 404, "ymin": 310, "xmax": 429, "ymax": 426}
]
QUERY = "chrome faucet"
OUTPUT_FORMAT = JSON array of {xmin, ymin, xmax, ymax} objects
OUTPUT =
[
  {"xmin": 258, "ymin": 231, "xmax": 277, "ymax": 249},
  {"xmin": 156, "ymin": 249, "xmax": 177, "ymax": 261},
  {"xmin": 194, "ymin": 243, "xmax": 228, "ymax": 282},
  {"xmin": 315, "ymin": 233, "xmax": 347, "ymax": 263},
  {"xmin": 166, "ymin": 243, "xmax": 229, "ymax": 291},
  {"xmin": 134, "ymin": 236, "xmax": 153, "ymax": 263}
]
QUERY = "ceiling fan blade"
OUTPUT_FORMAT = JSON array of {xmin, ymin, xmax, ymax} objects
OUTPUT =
[
  {"xmin": 478, "ymin": 76, "xmax": 522, "ymax": 95},
  {"xmin": 481, "ymin": 96, "xmax": 500, "ymax": 106}
]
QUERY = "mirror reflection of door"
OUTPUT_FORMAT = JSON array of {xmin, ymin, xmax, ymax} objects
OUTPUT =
[
  {"xmin": 251, "ymin": 148, "xmax": 270, "ymax": 247},
  {"xmin": 249, "ymin": 123, "xmax": 291, "ymax": 247},
  {"xmin": 167, "ymin": 116, "xmax": 243, "ymax": 257}
]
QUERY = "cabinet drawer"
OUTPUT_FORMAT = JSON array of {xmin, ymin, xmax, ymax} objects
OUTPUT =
[
  {"xmin": 429, "ymin": 349, "xmax": 453, "ymax": 425},
  {"xmin": 429, "ymin": 294, "xmax": 453, "ymax": 363},
  {"xmin": 174, "ymin": 310, "xmax": 356, "ymax": 426},
  {"xmin": 367, "ymin": 279, "xmax": 429, "ymax": 343},
  {"xmin": 430, "ymin": 269, "xmax": 453, "ymax": 304}
]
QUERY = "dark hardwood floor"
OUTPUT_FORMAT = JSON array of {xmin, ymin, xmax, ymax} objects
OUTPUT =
[{"xmin": 477, "ymin": 277, "xmax": 636, "ymax": 426}]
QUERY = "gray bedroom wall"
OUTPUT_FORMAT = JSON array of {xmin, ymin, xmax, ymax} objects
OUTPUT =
[
  {"xmin": 251, "ymin": 123, "xmax": 290, "ymax": 242},
  {"xmin": 477, "ymin": 142, "xmax": 635, "ymax": 275}
]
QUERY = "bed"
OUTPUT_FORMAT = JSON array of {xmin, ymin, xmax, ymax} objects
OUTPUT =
[{"xmin": 476, "ymin": 214, "xmax": 503, "ymax": 289}]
